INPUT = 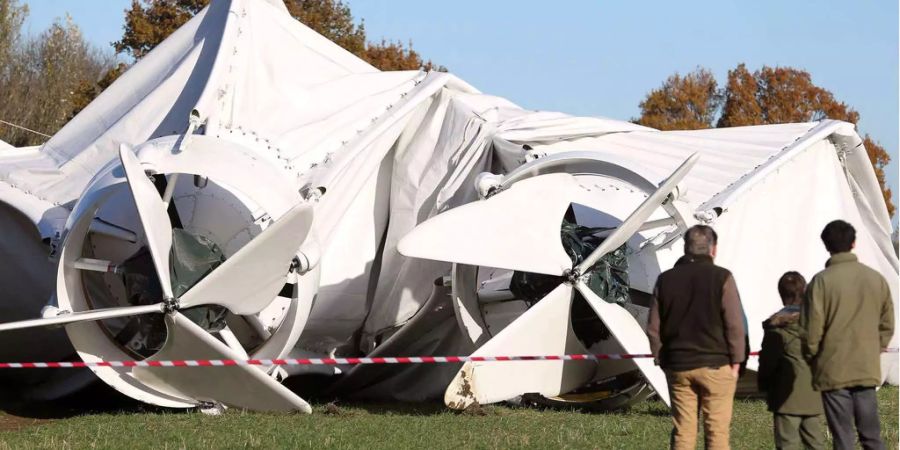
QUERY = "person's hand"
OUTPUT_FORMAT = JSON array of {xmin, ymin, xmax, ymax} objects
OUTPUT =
[{"xmin": 730, "ymin": 363, "xmax": 740, "ymax": 379}]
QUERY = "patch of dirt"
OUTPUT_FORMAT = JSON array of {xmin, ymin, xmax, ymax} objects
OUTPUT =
[
  {"xmin": 446, "ymin": 366, "xmax": 476, "ymax": 410},
  {"xmin": 322, "ymin": 402, "xmax": 346, "ymax": 416},
  {"xmin": 460, "ymin": 401, "xmax": 487, "ymax": 416},
  {"xmin": 0, "ymin": 413, "xmax": 51, "ymax": 432}
]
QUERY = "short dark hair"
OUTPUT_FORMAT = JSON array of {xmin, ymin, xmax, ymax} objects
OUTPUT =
[
  {"xmin": 777, "ymin": 271, "xmax": 806, "ymax": 306},
  {"xmin": 683, "ymin": 225, "xmax": 718, "ymax": 256},
  {"xmin": 820, "ymin": 220, "xmax": 856, "ymax": 254}
]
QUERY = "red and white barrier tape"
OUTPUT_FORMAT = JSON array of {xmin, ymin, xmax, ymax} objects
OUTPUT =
[{"xmin": 0, "ymin": 349, "xmax": 896, "ymax": 369}]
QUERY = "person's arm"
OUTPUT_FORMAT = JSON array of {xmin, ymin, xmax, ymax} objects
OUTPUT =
[
  {"xmin": 756, "ymin": 328, "xmax": 778, "ymax": 392},
  {"xmin": 801, "ymin": 276, "xmax": 825, "ymax": 360},
  {"xmin": 647, "ymin": 285, "xmax": 662, "ymax": 365},
  {"xmin": 879, "ymin": 277, "xmax": 895, "ymax": 350},
  {"xmin": 721, "ymin": 275, "xmax": 746, "ymax": 376}
]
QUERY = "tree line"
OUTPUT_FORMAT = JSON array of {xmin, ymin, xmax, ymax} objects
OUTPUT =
[
  {"xmin": 0, "ymin": 0, "xmax": 893, "ymax": 217},
  {"xmin": 0, "ymin": 2, "xmax": 111, "ymax": 146}
]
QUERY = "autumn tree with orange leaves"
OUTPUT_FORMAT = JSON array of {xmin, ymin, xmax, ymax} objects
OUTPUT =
[
  {"xmin": 636, "ymin": 68, "xmax": 722, "ymax": 131},
  {"xmin": 636, "ymin": 64, "xmax": 895, "ymax": 217}
]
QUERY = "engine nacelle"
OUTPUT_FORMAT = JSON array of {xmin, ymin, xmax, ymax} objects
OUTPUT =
[{"xmin": 56, "ymin": 135, "xmax": 316, "ymax": 408}]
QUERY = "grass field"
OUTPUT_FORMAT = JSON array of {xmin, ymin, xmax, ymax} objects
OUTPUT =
[{"xmin": 0, "ymin": 386, "xmax": 896, "ymax": 449}]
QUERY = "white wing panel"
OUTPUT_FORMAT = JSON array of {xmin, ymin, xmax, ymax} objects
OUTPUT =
[{"xmin": 399, "ymin": 173, "xmax": 582, "ymax": 276}]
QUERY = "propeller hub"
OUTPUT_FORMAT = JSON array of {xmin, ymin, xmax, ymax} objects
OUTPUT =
[
  {"xmin": 563, "ymin": 268, "xmax": 583, "ymax": 284},
  {"xmin": 163, "ymin": 296, "xmax": 180, "ymax": 314}
]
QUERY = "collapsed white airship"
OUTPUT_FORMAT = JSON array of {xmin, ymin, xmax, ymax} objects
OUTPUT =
[{"xmin": 0, "ymin": 0, "xmax": 896, "ymax": 412}]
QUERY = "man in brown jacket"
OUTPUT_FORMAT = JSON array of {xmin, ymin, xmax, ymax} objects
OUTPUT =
[
  {"xmin": 802, "ymin": 220, "xmax": 895, "ymax": 450},
  {"xmin": 648, "ymin": 225, "xmax": 747, "ymax": 450}
]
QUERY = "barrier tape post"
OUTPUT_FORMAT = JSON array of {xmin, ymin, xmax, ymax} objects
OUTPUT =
[{"xmin": 0, "ymin": 349, "xmax": 896, "ymax": 369}]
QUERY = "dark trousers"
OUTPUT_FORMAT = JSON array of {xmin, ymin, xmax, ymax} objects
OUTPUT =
[
  {"xmin": 774, "ymin": 413, "xmax": 825, "ymax": 450},
  {"xmin": 821, "ymin": 387, "xmax": 884, "ymax": 450}
]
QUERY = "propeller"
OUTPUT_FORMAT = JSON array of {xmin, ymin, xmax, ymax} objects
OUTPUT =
[
  {"xmin": 573, "ymin": 152, "xmax": 699, "ymax": 275},
  {"xmin": 401, "ymin": 153, "xmax": 699, "ymax": 408},
  {"xmin": 397, "ymin": 172, "xmax": 581, "ymax": 276},
  {"xmin": 0, "ymin": 145, "xmax": 315, "ymax": 411},
  {"xmin": 445, "ymin": 283, "xmax": 596, "ymax": 409},
  {"xmin": 177, "ymin": 201, "xmax": 314, "ymax": 315},
  {"xmin": 573, "ymin": 282, "xmax": 669, "ymax": 404},
  {"xmin": 120, "ymin": 145, "xmax": 176, "ymax": 301},
  {"xmin": 0, "ymin": 304, "xmax": 166, "ymax": 332},
  {"xmin": 132, "ymin": 312, "xmax": 311, "ymax": 412}
]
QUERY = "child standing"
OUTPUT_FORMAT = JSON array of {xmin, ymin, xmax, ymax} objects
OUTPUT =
[{"xmin": 758, "ymin": 272, "xmax": 825, "ymax": 450}]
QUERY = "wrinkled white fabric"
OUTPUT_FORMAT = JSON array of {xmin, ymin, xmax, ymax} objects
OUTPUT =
[{"xmin": 0, "ymin": 0, "xmax": 894, "ymax": 390}]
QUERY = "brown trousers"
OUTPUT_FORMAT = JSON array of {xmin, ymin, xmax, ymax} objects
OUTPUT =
[{"xmin": 666, "ymin": 365, "xmax": 738, "ymax": 450}]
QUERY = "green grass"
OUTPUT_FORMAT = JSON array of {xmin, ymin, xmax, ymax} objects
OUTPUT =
[{"xmin": 0, "ymin": 387, "xmax": 896, "ymax": 449}]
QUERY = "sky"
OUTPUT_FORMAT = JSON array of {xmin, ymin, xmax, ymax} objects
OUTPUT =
[{"xmin": 23, "ymin": 0, "xmax": 900, "ymax": 224}]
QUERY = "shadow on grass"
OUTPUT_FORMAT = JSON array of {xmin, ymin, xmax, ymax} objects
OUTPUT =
[
  {"xmin": 317, "ymin": 401, "xmax": 449, "ymax": 416},
  {"xmin": 0, "ymin": 379, "xmax": 173, "ymax": 420},
  {"xmin": 307, "ymin": 396, "xmax": 673, "ymax": 418},
  {"xmin": 1, "ymin": 372, "xmax": 675, "ymax": 421},
  {"xmin": 514, "ymin": 397, "xmax": 673, "ymax": 418}
]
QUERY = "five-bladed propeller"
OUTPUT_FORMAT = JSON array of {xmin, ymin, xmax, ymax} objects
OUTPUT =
[
  {"xmin": 401, "ymin": 153, "xmax": 700, "ymax": 408},
  {"xmin": 0, "ymin": 145, "xmax": 315, "ymax": 411}
]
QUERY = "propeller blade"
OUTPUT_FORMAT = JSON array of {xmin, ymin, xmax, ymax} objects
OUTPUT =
[
  {"xmin": 133, "ymin": 312, "xmax": 311, "ymax": 412},
  {"xmin": 444, "ymin": 283, "xmax": 597, "ymax": 410},
  {"xmin": 399, "ymin": 173, "xmax": 583, "ymax": 276},
  {"xmin": 0, "ymin": 304, "xmax": 166, "ymax": 332},
  {"xmin": 119, "ymin": 144, "xmax": 175, "ymax": 299},
  {"xmin": 574, "ymin": 282, "xmax": 670, "ymax": 406},
  {"xmin": 575, "ymin": 153, "xmax": 699, "ymax": 274},
  {"xmin": 251, "ymin": 266, "xmax": 319, "ymax": 360},
  {"xmin": 178, "ymin": 203, "xmax": 314, "ymax": 315}
]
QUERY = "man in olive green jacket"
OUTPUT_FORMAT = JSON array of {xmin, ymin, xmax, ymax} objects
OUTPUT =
[
  {"xmin": 801, "ymin": 220, "xmax": 895, "ymax": 450},
  {"xmin": 759, "ymin": 272, "xmax": 824, "ymax": 450}
]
